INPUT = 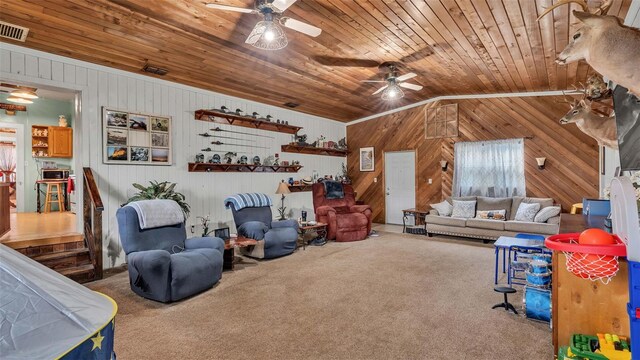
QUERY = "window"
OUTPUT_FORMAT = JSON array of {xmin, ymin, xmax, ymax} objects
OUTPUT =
[{"xmin": 452, "ymin": 139, "xmax": 525, "ymax": 197}]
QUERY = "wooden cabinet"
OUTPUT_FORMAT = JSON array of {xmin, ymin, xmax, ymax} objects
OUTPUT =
[
  {"xmin": 49, "ymin": 127, "xmax": 73, "ymax": 158},
  {"xmin": 0, "ymin": 183, "xmax": 9, "ymax": 237},
  {"xmin": 31, "ymin": 125, "xmax": 73, "ymax": 158}
]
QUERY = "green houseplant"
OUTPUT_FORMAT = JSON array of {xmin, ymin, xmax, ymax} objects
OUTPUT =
[{"xmin": 123, "ymin": 181, "xmax": 190, "ymax": 218}]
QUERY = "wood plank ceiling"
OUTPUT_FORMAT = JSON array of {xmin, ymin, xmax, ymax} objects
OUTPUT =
[{"xmin": 0, "ymin": 0, "xmax": 633, "ymax": 122}]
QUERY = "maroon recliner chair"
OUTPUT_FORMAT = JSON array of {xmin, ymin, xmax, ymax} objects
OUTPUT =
[{"xmin": 312, "ymin": 183, "xmax": 372, "ymax": 242}]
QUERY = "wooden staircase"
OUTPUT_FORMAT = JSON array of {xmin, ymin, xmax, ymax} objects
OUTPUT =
[{"xmin": 7, "ymin": 168, "xmax": 104, "ymax": 283}]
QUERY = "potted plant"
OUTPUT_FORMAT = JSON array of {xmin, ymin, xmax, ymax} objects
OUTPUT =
[{"xmin": 122, "ymin": 181, "xmax": 190, "ymax": 218}]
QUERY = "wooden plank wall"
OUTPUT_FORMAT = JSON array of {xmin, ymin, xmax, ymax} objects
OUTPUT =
[{"xmin": 347, "ymin": 96, "xmax": 599, "ymax": 223}]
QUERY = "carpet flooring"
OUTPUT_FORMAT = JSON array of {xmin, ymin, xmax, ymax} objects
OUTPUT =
[{"xmin": 88, "ymin": 232, "xmax": 553, "ymax": 359}]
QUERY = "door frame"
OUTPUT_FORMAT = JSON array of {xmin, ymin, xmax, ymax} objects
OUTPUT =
[
  {"xmin": 382, "ymin": 149, "xmax": 418, "ymax": 224},
  {"xmin": 0, "ymin": 122, "xmax": 24, "ymax": 212},
  {"xmin": 0, "ymin": 73, "xmax": 84, "ymax": 233}
]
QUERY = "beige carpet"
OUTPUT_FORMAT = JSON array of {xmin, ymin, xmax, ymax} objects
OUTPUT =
[{"xmin": 88, "ymin": 232, "xmax": 553, "ymax": 359}]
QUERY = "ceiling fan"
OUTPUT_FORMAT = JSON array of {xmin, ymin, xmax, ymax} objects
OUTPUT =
[
  {"xmin": 361, "ymin": 62, "xmax": 423, "ymax": 101},
  {"xmin": 205, "ymin": 0, "xmax": 322, "ymax": 50}
]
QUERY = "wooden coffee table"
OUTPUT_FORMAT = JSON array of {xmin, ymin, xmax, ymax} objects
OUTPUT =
[
  {"xmin": 297, "ymin": 222, "xmax": 327, "ymax": 250},
  {"xmin": 223, "ymin": 236, "xmax": 258, "ymax": 270}
]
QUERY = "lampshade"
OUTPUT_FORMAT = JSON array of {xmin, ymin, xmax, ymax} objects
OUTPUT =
[
  {"xmin": 10, "ymin": 89, "xmax": 38, "ymax": 99},
  {"xmin": 7, "ymin": 96, "xmax": 32, "ymax": 104},
  {"xmin": 275, "ymin": 181, "xmax": 291, "ymax": 195},
  {"xmin": 246, "ymin": 20, "xmax": 288, "ymax": 51},
  {"xmin": 381, "ymin": 83, "xmax": 404, "ymax": 101}
]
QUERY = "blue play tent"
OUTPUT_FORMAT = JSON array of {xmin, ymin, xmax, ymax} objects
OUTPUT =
[{"xmin": 0, "ymin": 244, "xmax": 117, "ymax": 359}]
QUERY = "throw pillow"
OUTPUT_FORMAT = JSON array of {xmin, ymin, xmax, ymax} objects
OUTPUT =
[
  {"xmin": 475, "ymin": 209, "xmax": 507, "ymax": 221},
  {"xmin": 534, "ymin": 206, "xmax": 561, "ymax": 223},
  {"xmin": 514, "ymin": 202, "xmax": 541, "ymax": 222},
  {"xmin": 477, "ymin": 196, "xmax": 513, "ymax": 220},
  {"xmin": 451, "ymin": 200, "xmax": 476, "ymax": 218},
  {"xmin": 430, "ymin": 201, "xmax": 453, "ymax": 217}
]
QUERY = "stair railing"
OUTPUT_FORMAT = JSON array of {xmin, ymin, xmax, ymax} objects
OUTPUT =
[{"xmin": 83, "ymin": 167, "xmax": 104, "ymax": 280}]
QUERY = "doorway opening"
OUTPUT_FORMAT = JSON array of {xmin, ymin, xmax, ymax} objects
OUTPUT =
[
  {"xmin": 0, "ymin": 83, "xmax": 81, "ymax": 248},
  {"xmin": 384, "ymin": 151, "xmax": 416, "ymax": 225}
]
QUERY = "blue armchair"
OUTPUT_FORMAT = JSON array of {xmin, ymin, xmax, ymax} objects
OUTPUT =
[
  {"xmin": 116, "ymin": 206, "xmax": 225, "ymax": 302},
  {"xmin": 228, "ymin": 202, "xmax": 299, "ymax": 259}
]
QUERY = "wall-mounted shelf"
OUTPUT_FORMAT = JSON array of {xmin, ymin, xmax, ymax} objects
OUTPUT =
[
  {"xmin": 288, "ymin": 184, "xmax": 313, "ymax": 192},
  {"xmin": 281, "ymin": 144, "xmax": 348, "ymax": 157},
  {"xmin": 195, "ymin": 110, "xmax": 302, "ymax": 135},
  {"xmin": 188, "ymin": 163, "xmax": 303, "ymax": 173}
]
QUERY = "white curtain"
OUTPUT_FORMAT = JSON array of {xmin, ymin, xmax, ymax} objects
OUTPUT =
[
  {"xmin": 0, "ymin": 143, "xmax": 16, "ymax": 182},
  {"xmin": 452, "ymin": 138, "xmax": 525, "ymax": 198}
]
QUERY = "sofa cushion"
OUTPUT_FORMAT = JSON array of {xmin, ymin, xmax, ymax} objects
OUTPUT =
[
  {"xmin": 430, "ymin": 201, "xmax": 453, "ymax": 217},
  {"xmin": 524, "ymin": 197, "xmax": 554, "ymax": 209},
  {"xmin": 451, "ymin": 200, "xmax": 476, "ymax": 218},
  {"xmin": 446, "ymin": 196, "xmax": 477, "ymax": 205},
  {"xmin": 504, "ymin": 221, "xmax": 558, "ymax": 235},
  {"xmin": 534, "ymin": 206, "xmax": 561, "ymax": 223},
  {"xmin": 475, "ymin": 209, "xmax": 507, "ymax": 221},
  {"xmin": 425, "ymin": 215, "xmax": 467, "ymax": 227},
  {"xmin": 514, "ymin": 202, "xmax": 541, "ymax": 222},
  {"xmin": 466, "ymin": 218, "xmax": 505, "ymax": 231},
  {"xmin": 477, "ymin": 196, "xmax": 513, "ymax": 219}
]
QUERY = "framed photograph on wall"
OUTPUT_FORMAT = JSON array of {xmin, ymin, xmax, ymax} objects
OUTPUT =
[
  {"xmin": 102, "ymin": 107, "xmax": 172, "ymax": 165},
  {"xmin": 359, "ymin": 147, "xmax": 375, "ymax": 172}
]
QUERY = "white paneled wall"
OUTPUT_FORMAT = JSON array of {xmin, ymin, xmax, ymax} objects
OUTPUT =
[{"xmin": 0, "ymin": 43, "xmax": 345, "ymax": 268}]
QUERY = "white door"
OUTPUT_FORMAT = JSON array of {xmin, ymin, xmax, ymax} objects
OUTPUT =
[{"xmin": 385, "ymin": 151, "xmax": 416, "ymax": 224}]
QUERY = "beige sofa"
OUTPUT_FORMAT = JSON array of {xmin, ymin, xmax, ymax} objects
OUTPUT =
[{"xmin": 426, "ymin": 196, "xmax": 560, "ymax": 241}]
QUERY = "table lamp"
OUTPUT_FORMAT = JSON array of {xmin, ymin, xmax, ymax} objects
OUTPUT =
[{"xmin": 275, "ymin": 180, "xmax": 291, "ymax": 220}]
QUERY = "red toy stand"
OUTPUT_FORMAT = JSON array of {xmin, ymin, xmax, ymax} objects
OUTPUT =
[{"xmin": 545, "ymin": 233, "xmax": 627, "ymax": 285}]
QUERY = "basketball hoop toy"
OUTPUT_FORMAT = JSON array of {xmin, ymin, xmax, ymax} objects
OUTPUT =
[{"xmin": 545, "ymin": 233, "xmax": 626, "ymax": 284}]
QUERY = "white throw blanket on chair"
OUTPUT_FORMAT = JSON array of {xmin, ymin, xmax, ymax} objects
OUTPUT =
[{"xmin": 126, "ymin": 199, "xmax": 184, "ymax": 229}]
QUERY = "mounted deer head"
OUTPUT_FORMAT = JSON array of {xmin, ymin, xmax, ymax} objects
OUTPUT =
[
  {"xmin": 558, "ymin": 92, "xmax": 619, "ymax": 149},
  {"xmin": 538, "ymin": 0, "xmax": 640, "ymax": 97}
]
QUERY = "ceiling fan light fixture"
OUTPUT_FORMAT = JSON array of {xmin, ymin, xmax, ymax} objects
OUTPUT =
[
  {"xmin": 7, "ymin": 96, "xmax": 33, "ymax": 104},
  {"xmin": 10, "ymin": 88, "xmax": 38, "ymax": 99},
  {"xmin": 247, "ymin": 20, "xmax": 288, "ymax": 50},
  {"xmin": 381, "ymin": 84, "xmax": 404, "ymax": 101}
]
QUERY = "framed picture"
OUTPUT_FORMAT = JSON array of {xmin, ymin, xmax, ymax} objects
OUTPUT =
[
  {"xmin": 102, "ymin": 107, "xmax": 172, "ymax": 165},
  {"xmin": 359, "ymin": 147, "xmax": 375, "ymax": 172}
]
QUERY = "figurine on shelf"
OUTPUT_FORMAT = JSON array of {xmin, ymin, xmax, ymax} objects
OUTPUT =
[
  {"xmin": 239, "ymin": 155, "xmax": 248, "ymax": 165},
  {"xmin": 251, "ymin": 112, "xmax": 259, "ymax": 119},
  {"xmin": 234, "ymin": 108, "xmax": 243, "ymax": 116},
  {"xmin": 210, "ymin": 154, "xmax": 221, "ymax": 164},
  {"xmin": 295, "ymin": 134, "xmax": 308, "ymax": 146},
  {"xmin": 201, "ymin": 147, "xmax": 213, "ymax": 152},
  {"xmin": 224, "ymin": 152, "xmax": 236, "ymax": 164},
  {"xmin": 273, "ymin": 153, "xmax": 280, "ymax": 166},
  {"xmin": 252, "ymin": 156, "xmax": 261, "ymax": 165},
  {"xmin": 195, "ymin": 153, "xmax": 205, "ymax": 163},
  {"xmin": 326, "ymin": 141, "xmax": 336, "ymax": 149},
  {"xmin": 265, "ymin": 115, "xmax": 273, "ymax": 122},
  {"xmin": 337, "ymin": 137, "xmax": 347, "ymax": 150},
  {"xmin": 220, "ymin": 106, "xmax": 229, "ymax": 113},
  {"xmin": 263, "ymin": 155, "xmax": 275, "ymax": 166},
  {"xmin": 285, "ymin": 121, "xmax": 289, "ymax": 125},
  {"xmin": 58, "ymin": 115, "xmax": 68, "ymax": 127},
  {"xmin": 281, "ymin": 160, "xmax": 290, "ymax": 166},
  {"xmin": 276, "ymin": 119, "xmax": 281, "ymax": 124},
  {"xmin": 288, "ymin": 177, "xmax": 294, "ymax": 186},
  {"xmin": 293, "ymin": 160, "xmax": 300, "ymax": 166},
  {"xmin": 43, "ymin": 129, "xmax": 48, "ymax": 136},
  {"xmin": 316, "ymin": 135, "xmax": 326, "ymax": 148}
]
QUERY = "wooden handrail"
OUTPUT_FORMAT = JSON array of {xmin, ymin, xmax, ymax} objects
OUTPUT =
[
  {"xmin": 83, "ymin": 167, "xmax": 103, "ymax": 210},
  {"xmin": 83, "ymin": 167, "xmax": 103, "ymax": 280}
]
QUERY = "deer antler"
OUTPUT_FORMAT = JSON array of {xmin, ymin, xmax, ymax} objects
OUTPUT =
[
  {"xmin": 557, "ymin": 90, "xmax": 579, "ymax": 106},
  {"xmin": 537, "ymin": 0, "xmax": 588, "ymax": 21},
  {"xmin": 594, "ymin": 0, "xmax": 613, "ymax": 15}
]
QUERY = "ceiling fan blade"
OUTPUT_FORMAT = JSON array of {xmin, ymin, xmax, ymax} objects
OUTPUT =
[
  {"xmin": 312, "ymin": 55, "xmax": 380, "ymax": 68},
  {"xmin": 280, "ymin": 17, "xmax": 322, "ymax": 37},
  {"xmin": 396, "ymin": 72, "xmax": 417, "ymax": 82},
  {"xmin": 361, "ymin": 80, "xmax": 386, "ymax": 83},
  {"xmin": 399, "ymin": 82, "xmax": 423, "ymax": 91},
  {"xmin": 272, "ymin": 0, "xmax": 297, "ymax": 12},
  {"xmin": 205, "ymin": 3, "xmax": 256, "ymax": 13},
  {"xmin": 372, "ymin": 85, "xmax": 388, "ymax": 96}
]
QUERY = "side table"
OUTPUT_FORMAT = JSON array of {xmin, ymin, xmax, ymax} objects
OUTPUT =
[
  {"xmin": 297, "ymin": 222, "xmax": 328, "ymax": 250},
  {"xmin": 223, "ymin": 236, "xmax": 258, "ymax": 271},
  {"xmin": 402, "ymin": 208, "xmax": 429, "ymax": 234}
]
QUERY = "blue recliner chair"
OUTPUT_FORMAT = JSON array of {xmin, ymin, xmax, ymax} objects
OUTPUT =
[
  {"xmin": 116, "ymin": 205, "xmax": 225, "ymax": 303},
  {"xmin": 225, "ymin": 193, "xmax": 298, "ymax": 259}
]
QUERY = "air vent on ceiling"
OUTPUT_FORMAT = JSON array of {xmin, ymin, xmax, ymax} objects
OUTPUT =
[
  {"xmin": 0, "ymin": 21, "xmax": 29, "ymax": 42},
  {"xmin": 142, "ymin": 63, "xmax": 169, "ymax": 76},
  {"xmin": 283, "ymin": 102, "xmax": 299, "ymax": 108}
]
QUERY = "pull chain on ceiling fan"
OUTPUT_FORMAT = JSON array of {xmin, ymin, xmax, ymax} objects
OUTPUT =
[{"xmin": 205, "ymin": 0, "xmax": 322, "ymax": 50}]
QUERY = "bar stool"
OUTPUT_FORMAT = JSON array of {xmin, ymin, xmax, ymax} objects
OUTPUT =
[
  {"xmin": 570, "ymin": 203, "xmax": 583, "ymax": 214},
  {"xmin": 44, "ymin": 182, "xmax": 65, "ymax": 213}
]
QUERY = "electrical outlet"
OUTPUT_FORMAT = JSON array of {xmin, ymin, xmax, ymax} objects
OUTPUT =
[
  {"xmin": 189, "ymin": 224, "xmax": 195, "ymax": 234},
  {"xmin": 373, "ymin": 177, "xmax": 377, "ymax": 183},
  {"xmin": 428, "ymin": 178, "xmax": 432, "ymax": 184}
]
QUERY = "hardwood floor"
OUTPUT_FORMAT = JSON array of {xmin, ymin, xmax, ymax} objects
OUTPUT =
[{"xmin": 0, "ymin": 212, "xmax": 82, "ymax": 249}]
